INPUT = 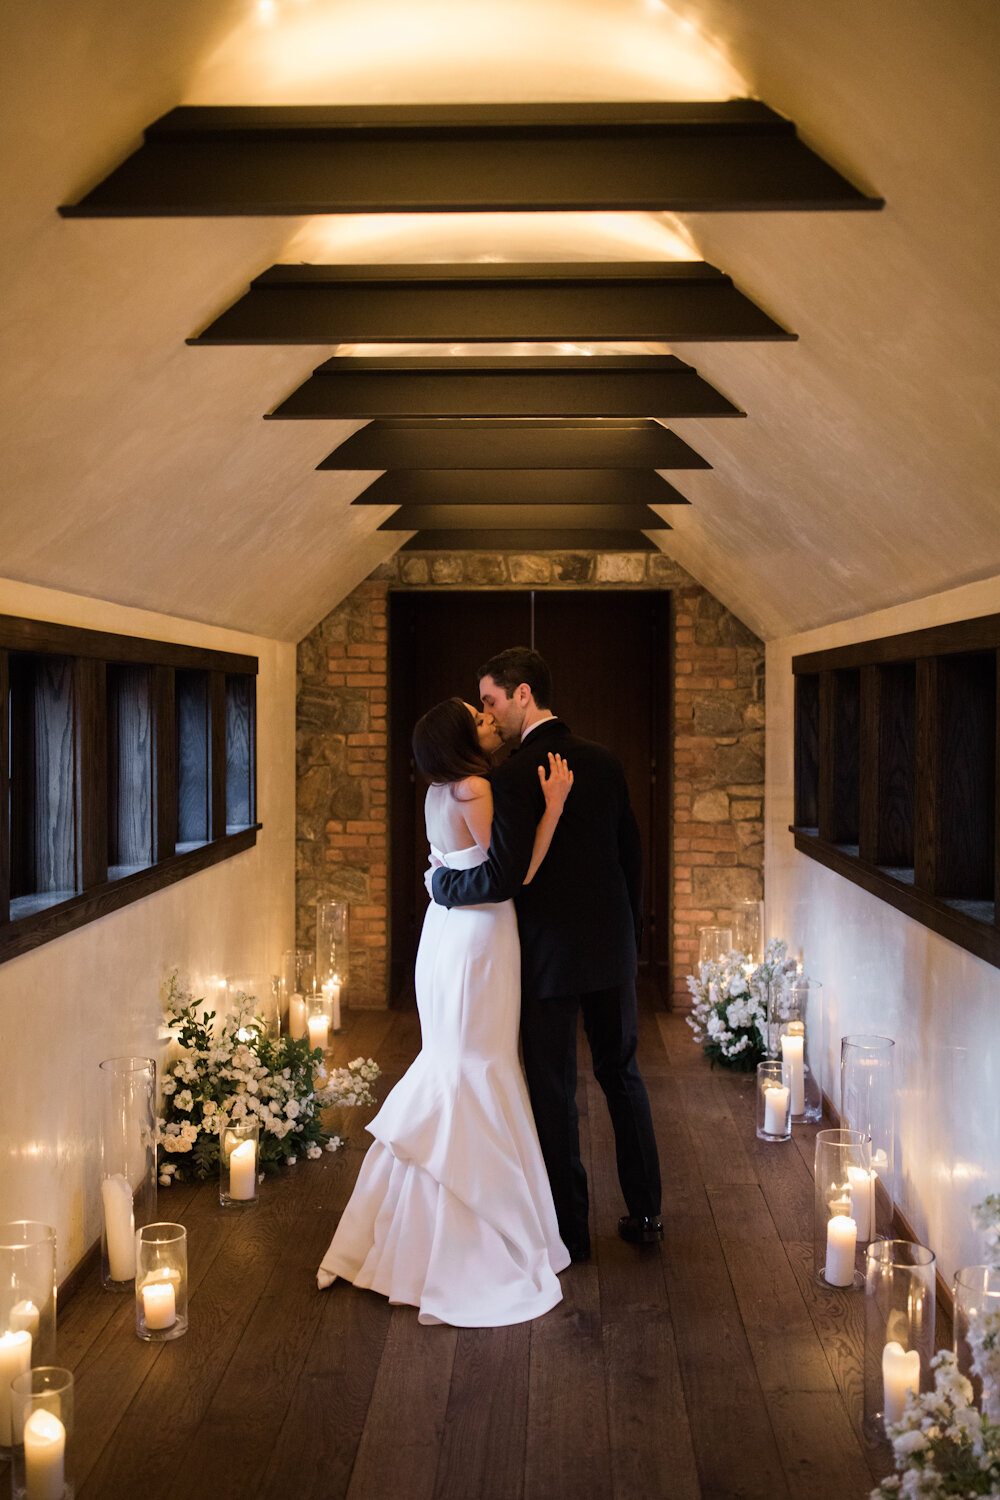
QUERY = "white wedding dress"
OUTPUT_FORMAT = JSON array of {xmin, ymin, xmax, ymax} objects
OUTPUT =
[{"xmin": 317, "ymin": 843, "xmax": 569, "ymax": 1326}]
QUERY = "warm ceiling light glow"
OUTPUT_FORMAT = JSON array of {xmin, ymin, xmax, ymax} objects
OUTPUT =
[
  {"xmin": 188, "ymin": 0, "xmax": 746, "ymax": 105},
  {"xmin": 331, "ymin": 341, "xmax": 673, "ymax": 358},
  {"xmin": 283, "ymin": 211, "xmax": 700, "ymax": 265}
]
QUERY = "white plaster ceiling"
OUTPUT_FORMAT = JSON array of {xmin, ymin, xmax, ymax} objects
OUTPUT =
[{"xmin": 1, "ymin": 0, "xmax": 997, "ymax": 642}]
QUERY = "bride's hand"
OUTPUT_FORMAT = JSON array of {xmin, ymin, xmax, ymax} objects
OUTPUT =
[{"xmin": 538, "ymin": 752, "xmax": 574, "ymax": 812}]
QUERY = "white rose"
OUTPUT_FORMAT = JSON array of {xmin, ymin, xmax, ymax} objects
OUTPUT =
[
  {"xmin": 892, "ymin": 1430, "xmax": 928, "ymax": 1458},
  {"xmin": 174, "ymin": 1089, "xmax": 194, "ymax": 1112},
  {"xmin": 284, "ymin": 1100, "xmax": 300, "ymax": 1119}
]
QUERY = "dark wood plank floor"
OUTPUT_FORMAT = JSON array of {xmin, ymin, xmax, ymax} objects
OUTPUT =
[{"xmin": 7, "ymin": 989, "xmax": 909, "ymax": 1500}]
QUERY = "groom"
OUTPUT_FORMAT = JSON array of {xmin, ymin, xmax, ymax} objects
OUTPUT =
[{"xmin": 431, "ymin": 646, "xmax": 662, "ymax": 1262}]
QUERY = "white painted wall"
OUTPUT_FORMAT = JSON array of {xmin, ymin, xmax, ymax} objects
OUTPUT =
[
  {"xmin": 766, "ymin": 573, "xmax": 1000, "ymax": 1287},
  {"xmin": 0, "ymin": 578, "xmax": 296, "ymax": 1281}
]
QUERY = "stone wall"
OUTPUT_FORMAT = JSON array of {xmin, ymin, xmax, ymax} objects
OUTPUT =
[
  {"xmin": 671, "ymin": 583, "xmax": 765, "ymax": 1003},
  {"xmin": 296, "ymin": 551, "xmax": 764, "ymax": 1009}
]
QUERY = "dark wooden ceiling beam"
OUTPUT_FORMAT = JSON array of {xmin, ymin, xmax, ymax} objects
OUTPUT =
[
  {"xmin": 188, "ymin": 261, "xmax": 793, "ymax": 344},
  {"xmin": 377, "ymin": 503, "xmax": 671, "ymax": 530},
  {"xmin": 58, "ymin": 102, "xmax": 883, "ymax": 216},
  {"xmin": 320, "ymin": 418, "xmax": 711, "ymax": 470},
  {"xmin": 350, "ymin": 469, "xmax": 689, "ymax": 507},
  {"xmin": 268, "ymin": 355, "xmax": 743, "ymax": 420},
  {"xmin": 399, "ymin": 530, "xmax": 659, "ymax": 551}
]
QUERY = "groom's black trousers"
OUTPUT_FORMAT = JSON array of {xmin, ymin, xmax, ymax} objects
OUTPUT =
[{"xmin": 520, "ymin": 979, "xmax": 661, "ymax": 1251}]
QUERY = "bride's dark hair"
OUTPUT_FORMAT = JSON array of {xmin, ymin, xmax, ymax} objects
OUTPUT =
[{"xmin": 412, "ymin": 697, "xmax": 492, "ymax": 785}]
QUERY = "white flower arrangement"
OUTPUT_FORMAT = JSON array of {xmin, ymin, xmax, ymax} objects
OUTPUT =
[
  {"xmin": 872, "ymin": 1193, "xmax": 1000, "ymax": 1496},
  {"xmin": 157, "ymin": 972, "xmax": 380, "ymax": 1183},
  {"xmin": 685, "ymin": 938, "xmax": 798, "ymax": 1072},
  {"xmin": 871, "ymin": 1351, "xmax": 1000, "ymax": 1498}
]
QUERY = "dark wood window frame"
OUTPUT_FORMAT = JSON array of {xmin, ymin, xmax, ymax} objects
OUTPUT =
[
  {"xmin": 792, "ymin": 613, "xmax": 1000, "ymax": 970},
  {"xmin": 1, "ymin": 614, "xmax": 259, "ymax": 964}
]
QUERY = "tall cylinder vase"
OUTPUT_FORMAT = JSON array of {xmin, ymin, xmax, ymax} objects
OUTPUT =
[
  {"xmin": 864, "ymin": 1241, "xmax": 936, "ymax": 1440},
  {"xmin": 9, "ymin": 1365, "xmax": 74, "ymax": 1494},
  {"xmin": 281, "ymin": 948, "xmax": 315, "ymax": 1039},
  {"xmin": 697, "ymin": 926, "xmax": 732, "ymax": 966},
  {"xmin": 0, "ymin": 1222, "xmax": 57, "ymax": 1381},
  {"xmin": 732, "ymin": 899, "xmax": 764, "ymax": 962},
  {"xmin": 953, "ymin": 1265, "xmax": 1000, "ymax": 1421},
  {"xmin": 813, "ymin": 1128, "xmax": 870, "ymax": 1288},
  {"xmin": 316, "ymin": 899, "xmax": 350, "ymax": 1024},
  {"xmin": 98, "ymin": 1056, "xmax": 157, "ymax": 1291},
  {"xmin": 780, "ymin": 980, "xmax": 823, "ymax": 1122},
  {"xmin": 841, "ymin": 1035, "xmax": 895, "ymax": 1240}
]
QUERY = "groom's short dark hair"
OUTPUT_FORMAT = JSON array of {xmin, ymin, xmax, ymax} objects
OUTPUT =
[{"xmin": 478, "ymin": 647, "xmax": 552, "ymax": 709}]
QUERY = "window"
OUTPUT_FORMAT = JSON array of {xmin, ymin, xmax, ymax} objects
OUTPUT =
[
  {"xmin": 0, "ymin": 614, "xmax": 258, "ymax": 962},
  {"xmin": 792, "ymin": 614, "xmax": 1000, "ymax": 969}
]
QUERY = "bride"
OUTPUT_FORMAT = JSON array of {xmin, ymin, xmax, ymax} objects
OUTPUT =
[{"xmin": 317, "ymin": 696, "xmax": 573, "ymax": 1326}]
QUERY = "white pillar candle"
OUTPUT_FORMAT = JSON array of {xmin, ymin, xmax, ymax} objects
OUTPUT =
[
  {"xmin": 824, "ymin": 1214, "xmax": 857, "ymax": 1287},
  {"xmin": 882, "ymin": 1340, "xmax": 920, "ymax": 1425},
  {"xmin": 781, "ymin": 1033, "xmax": 805, "ymax": 1116},
  {"xmin": 847, "ymin": 1165, "xmax": 874, "ymax": 1243},
  {"xmin": 8, "ymin": 1300, "xmax": 40, "ymax": 1340},
  {"xmin": 288, "ymin": 993, "xmax": 306, "ymax": 1040},
  {"xmin": 228, "ymin": 1139, "xmax": 256, "ymax": 1200},
  {"xmin": 307, "ymin": 1013, "xmax": 330, "ymax": 1051},
  {"xmin": 23, "ymin": 1407, "xmax": 65, "ymax": 1500},
  {"xmin": 141, "ymin": 1278, "xmax": 176, "ymax": 1331},
  {"xmin": 101, "ymin": 1172, "xmax": 136, "ymax": 1281},
  {"xmin": 0, "ymin": 1329, "xmax": 32, "ymax": 1445},
  {"xmin": 762, "ymin": 1084, "xmax": 789, "ymax": 1136}
]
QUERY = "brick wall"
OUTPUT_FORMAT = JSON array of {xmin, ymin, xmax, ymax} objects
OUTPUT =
[
  {"xmin": 296, "ymin": 552, "xmax": 763, "ymax": 1009},
  {"xmin": 671, "ymin": 583, "xmax": 765, "ymax": 1005},
  {"xmin": 297, "ymin": 580, "xmax": 389, "ymax": 1006}
]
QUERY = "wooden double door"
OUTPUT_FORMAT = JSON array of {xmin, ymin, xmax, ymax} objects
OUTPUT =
[{"xmin": 388, "ymin": 590, "xmax": 672, "ymax": 1003}]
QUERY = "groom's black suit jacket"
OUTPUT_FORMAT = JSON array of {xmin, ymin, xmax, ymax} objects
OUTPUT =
[{"xmin": 431, "ymin": 719, "xmax": 642, "ymax": 999}]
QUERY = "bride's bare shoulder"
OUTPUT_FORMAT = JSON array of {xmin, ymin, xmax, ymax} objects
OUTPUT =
[{"xmin": 452, "ymin": 775, "xmax": 491, "ymax": 803}]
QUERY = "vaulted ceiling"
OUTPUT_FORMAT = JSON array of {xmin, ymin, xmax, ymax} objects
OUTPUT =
[{"xmin": 3, "ymin": 0, "xmax": 997, "ymax": 643}]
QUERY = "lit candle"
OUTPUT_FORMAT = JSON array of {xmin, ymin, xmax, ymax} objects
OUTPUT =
[
  {"xmin": 307, "ymin": 1013, "xmax": 330, "ymax": 1051},
  {"xmin": 228, "ymin": 1139, "xmax": 256, "ymax": 1201},
  {"xmin": 141, "ymin": 1277, "xmax": 176, "ymax": 1331},
  {"xmin": 781, "ymin": 1032, "xmax": 805, "ymax": 1116},
  {"xmin": 288, "ymin": 992, "xmax": 306, "ymax": 1040},
  {"xmin": 322, "ymin": 979, "xmax": 342, "ymax": 1032},
  {"xmin": 762, "ymin": 1084, "xmax": 789, "ymax": 1136},
  {"xmin": 847, "ymin": 1165, "xmax": 874, "ymax": 1243},
  {"xmin": 829, "ymin": 1192, "xmax": 852, "ymax": 1219},
  {"xmin": 23, "ymin": 1407, "xmax": 65, "ymax": 1500},
  {"xmin": 882, "ymin": 1340, "xmax": 920, "ymax": 1425},
  {"xmin": 0, "ymin": 1329, "xmax": 32, "ymax": 1445},
  {"xmin": 8, "ymin": 1300, "xmax": 40, "ymax": 1340},
  {"xmin": 101, "ymin": 1172, "xmax": 136, "ymax": 1281},
  {"xmin": 824, "ymin": 1214, "xmax": 857, "ymax": 1287}
]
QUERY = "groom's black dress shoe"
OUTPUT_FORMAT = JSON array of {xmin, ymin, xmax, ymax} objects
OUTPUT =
[{"xmin": 617, "ymin": 1214, "xmax": 664, "ymax": 1245}]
